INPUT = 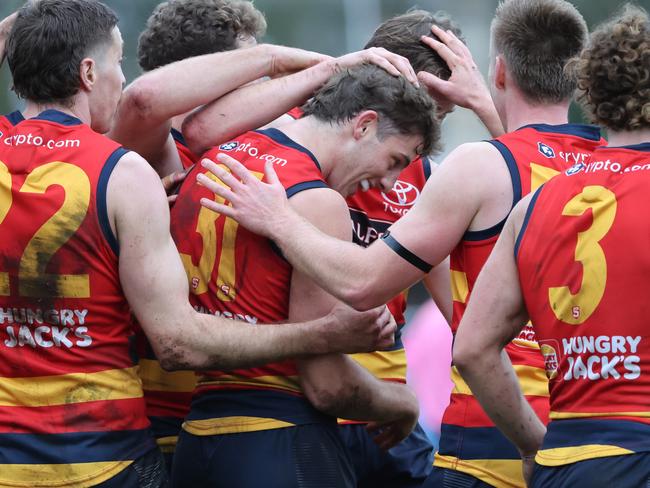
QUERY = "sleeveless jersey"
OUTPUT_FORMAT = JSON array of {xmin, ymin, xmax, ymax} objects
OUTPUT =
[
  {"xmin": 135, "ymin": 129, "xmax": 199, "ymax": 455},
  {"xmin": 0, "ymin": 110, "xmax": 154, "ymax": 487},
  {"xmin": 0, "ymin": 110, "xmax": 24, "ymax": 133},
  {"xmin": 516, "ymin": 142, "xmax": 650, "ymax": 467},
  {"xmin": 171, "ymin": 128, "xmax": 330, "ymax": 436},
  {"xmin": 340, "ymin": 157, "xmax": 431, "ymax": 422},
  {"xmin": 171, "ymin": 127, "xmax": 197, "ymax": 171},
  {"xmin": 435, "ymin": 124, "xmax": 604, "ymax": 487}
]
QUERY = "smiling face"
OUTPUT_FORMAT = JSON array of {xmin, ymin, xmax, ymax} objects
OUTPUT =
[
  {"xmin": 327, "ymin": 111, "xmax": 423, "ymax": 197},
  {"xmin": 87, "ymin": 27, "xmax": 126, "ymax": 134}
]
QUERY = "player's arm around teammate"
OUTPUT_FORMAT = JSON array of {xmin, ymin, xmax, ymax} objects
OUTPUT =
[
  {"xmin": 109, "ymin": 44, "xmax": 329, "ymax": 177},
  {"xmin": 288, "ymin": 186, "xmax": 419, "ymax": 449},
  {"xmin": 197, "ymin": 140, "xmax": 506, "ymax": 311},
  {"xmin": 108, "ymin": 150, "xmax": 397, "ymax": 371},
  {"xmin": 452, "ymin": 195, "xmax": 545, "ymax": 484}
]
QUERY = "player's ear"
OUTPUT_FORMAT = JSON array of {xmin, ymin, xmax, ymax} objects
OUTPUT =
[
  {"xmin": 352, "ymin": 110, "xmax": 379, "ymax": 141},
  {"xmin": 79, "ymin": 57, "xmax": 96, "ymax": 92},
  {"xmin": 494, "ymin": 55, "xmax": 506, "ymax": 91}
]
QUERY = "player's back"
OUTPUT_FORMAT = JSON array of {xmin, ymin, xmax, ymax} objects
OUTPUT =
[
  {"xmin": 170, "ymin": 128, "xmax": 330, "ymax": 436},
  {"xmin": 0, "ymin": 110, "xmax": 154, "ymax": 487},
  {"xmin": 516, "ymin": 142, "xmax": 650, "ymax": 467},
  {"xmin": 436, "ymin": 123, "xmax": 604, "ymax": 487}
]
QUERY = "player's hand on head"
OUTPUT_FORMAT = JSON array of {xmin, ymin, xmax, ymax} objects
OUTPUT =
[
  {"xmin": 417, "ymin": 25, "xmax": 490, "ymax": 113},
  {"xmin": 366, "ymin": 386, "xmax": 419, "ymax": 450},
  {"xmin": 326, "ymin": 302, "xmax": 396, "ymax": 354},
  {"xmin": 266, "ymin": 44, "xmax": 333, "ymax": 78},
  {"xmin": 329, "ymin": 48, "xmax": 419, "ymax": 86},
  {"xmin": 197, "ymin": 154, "xmax": 289, "ymax": 238},
  {"xmin": 161, "ymin": 168, "xmax": 188, "ymax": 205}
]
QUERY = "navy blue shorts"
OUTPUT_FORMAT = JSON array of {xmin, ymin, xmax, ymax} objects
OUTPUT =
[
  {"xmin": 171, "ymin": 423, "xmax": 355, "ymax": 488},
  {"xmin": 531, "ymin": 452, "xmax": 650, "ymax": 488},
  {"xmin": 95, "ymin": 448, "xmax": 169, "ymax": 488},
  {"xmin": 422, "ymin": 466, "xmax": 494, "ymax": 488},
  {"xmin": 338, "ymin": 422, "xmax": 433, "ymax": 488}
]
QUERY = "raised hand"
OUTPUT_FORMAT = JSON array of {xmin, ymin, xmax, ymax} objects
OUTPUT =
[
  {"xmin": 328, "ymin": 47, "xmax": 419, "ymax": 86},
  {"xmin": 197, "ymin": 153, "xmax": 291, "ymax": 238}
]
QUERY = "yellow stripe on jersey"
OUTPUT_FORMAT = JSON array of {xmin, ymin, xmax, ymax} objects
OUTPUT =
[
  {"xmin": 434, "ymin": 453, "xmax": 524, "ymax": 488},
  {"xmin": 0, "ymin": 460, "xmax": 133, "ymax": 488},
  {"xmin": 349, "ymin": 349, "xmax": 407, "ymax": 382},
  {"xmin": 511, "ymin": 338, "xmax": 541, "ymax": 350},
  {"xmin": 156, "ymin": 436, "xmax": 178, "ymax": 453},
  {"xmin": 183, "ymin": 416, "xmax": 295, "ymax": 435},
  {"xmin": 0, "ymin": 367, "xmax": 142, "ymax": 407},
  {"xmin": 138, "ymin": 359, "xmax": 196, "ymax": 393},
  {"xmin": 450, "ymin": 364, "xmax": 549, "ymax": 398},
  {"xmin": 536, "ymin": 445, "xmax": 634, "ymax": 466},
  {"xmin": 197, "ymin": 374, "xmax": 300, "ymax": 394},
  {"xmin": 550, "ymin": 410, "xmax": 650, "ymax": 420},
  {"xmin": 530, "ymin": 163, "xmax": 561, "ymax": 192},
  {"xmin": 451, "ymin": 270, "xmax": 469, "ymax": 304}
]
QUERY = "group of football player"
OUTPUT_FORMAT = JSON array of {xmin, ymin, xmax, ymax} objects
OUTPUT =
[{"xmin": 0, "ymin": 0, "xmax": 647, "ymax": 487}]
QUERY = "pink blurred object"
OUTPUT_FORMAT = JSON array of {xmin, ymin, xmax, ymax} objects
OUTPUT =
[{"xmin": 403, "ymin": 299, "xmax": 453, "ymax": 439}]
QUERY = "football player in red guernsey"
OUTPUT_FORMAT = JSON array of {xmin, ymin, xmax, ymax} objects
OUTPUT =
[
  {"xmin": 198, "ymin": 0, "xmax": 604, "ymax": 486},
  {"xmin": 182, "ymin": 8, "xmax": 505, "ymax": 486},
  {"xmin": 454, "ymin": 5, "xmax": 650, "ymax": 487},
  {"xmin": 0, "ymin": 1, "xmax": 397, "ymax": 486},
  {"xmin": 170, "ymin": 64, "xmax": 438, "ymax": 487}
]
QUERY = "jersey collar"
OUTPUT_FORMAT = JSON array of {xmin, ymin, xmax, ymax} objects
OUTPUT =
[
  {"xmin": 33, "ymin": 109, "xmax": 83, "ymax": 126},
  {"xmin": 518, "ymin": 123, "xmax": 602, "ymax": 141}
]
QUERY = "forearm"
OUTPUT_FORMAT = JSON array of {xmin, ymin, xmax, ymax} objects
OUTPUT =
[
  {"xmin": 184, "ymin": 61, "xmax": 336, "ymax": 154},
  {"xmin": 472, "ymin": 96, "xmax": 505, "ymax": 138},
  {"xmin": 159, "ymin": 310, "xmax": 333, "ymax": 371},
  {"xmin": 300, "ymin": 355, "xmax": 415, "ymax": 422},
  {"xmin": 457, "ymin": 349, "xmax": 545, "ymax": 455}
]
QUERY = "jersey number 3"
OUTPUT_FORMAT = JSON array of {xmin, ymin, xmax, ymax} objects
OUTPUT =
[{"xmin": 548, "ymin": 185, "xmax": 617, "ymax": 324}]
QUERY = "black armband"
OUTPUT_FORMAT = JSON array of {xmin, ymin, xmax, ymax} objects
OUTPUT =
[{"xmin": 380, "ymin": 231, "xmax": 433, "ymax": 273}]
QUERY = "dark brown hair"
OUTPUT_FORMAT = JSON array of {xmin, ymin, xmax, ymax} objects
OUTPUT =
[
  {"xmin": 303, "ymin": 64, "xmax": 439, "ymax": 155},
  {"xmin": 570, "ymin": 4, "xmax": 650, "ymax": 131},
  {"xmin": 491, "ymin": 0, "xmax": 588, "ymax": 104},
  {"xmin": 7, "ymin": 0, "xmax": 118, "ymax": 105},
  {"xmin": 365, "ymin": 9, "xmax": 463, "ymax": 80},
  {"xmin": 137, "ymin": 0, "xmax": 266, "ymax": 71}
]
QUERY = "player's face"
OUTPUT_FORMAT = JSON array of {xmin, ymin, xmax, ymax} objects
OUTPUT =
[
  {"xmin": 89, "ymin": 27, "xmax": 126, "ymax": 134},
  {"xmin": 333, "ymin": 132, "xmax": 421, "ymax": 197}
]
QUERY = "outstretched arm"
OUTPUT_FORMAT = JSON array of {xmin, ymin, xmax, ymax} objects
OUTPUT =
[
  {"xmin": 108, "ymin": 152, "xmax": 396, "ymax": 371},
  {"xmin": 182, "ymin": 47, "xmax": 420, "ymax": 155},
  {"xmin": 417, "ymin": 25, "xmax": 504, "ymax": 138},
  {"xmin": 109, "ymin": 44, "xmax": 328, "ymax": 173},
  {"xmin": 197, "ymin": 143, "xmax": 489, "ymax": 310},
  {"xmin": 453, "ymin": 194, "xmax": 545, "ymax": 484}
]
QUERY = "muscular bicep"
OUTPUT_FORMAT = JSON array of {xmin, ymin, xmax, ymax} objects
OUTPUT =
[{"xmin": 108, "ymin": 153, "xmax": 193, "ymax": 353}]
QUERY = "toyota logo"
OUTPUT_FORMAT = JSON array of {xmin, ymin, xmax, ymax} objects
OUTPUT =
[{"xmin": 382, "ymin": 180, "xmax": 419, "ymax": 206}]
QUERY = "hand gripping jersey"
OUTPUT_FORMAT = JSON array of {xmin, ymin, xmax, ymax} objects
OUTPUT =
[
  {"xmin": 135, "ymin": 128, "xmax": 199, "ymax": 457},
  {"xmin": 170, "ymin": 128, "xmax": 330, "ymax": 436},
  {"xmin": 341, "ymin": 157, "xmax": 431, "ymax": 418},
  {"xmin": 0, "ymin": 110, "xmax": 154, "ymax": 487},
  {"xmin": 516, "ymin": 142, "xmax": 650, "ymax": 466},
  {"xmin": 436, "ymin": 124, "xmax": 604, "ymax": 487}
]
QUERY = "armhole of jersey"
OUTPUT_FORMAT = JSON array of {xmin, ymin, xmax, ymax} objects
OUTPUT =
[
  {"xmin": 170, "ymin": 127, "xmax": 188, "ymax": 148},
  {"xmin": 97, "ymin": 147, "xmax": 129, "ymax": 256},
  {"xmin": 6, "ymin": 111, "xmax": 25, "ymax": 126},
  {"xmin": 422, "ymin": 156, "xmax": 432, "ymax": 180},
  {"xmin": 285, "ymin": 180, "xmax": 329, "ymax": 198},
  {"xmin": 463, "ymin": 140, "xmax": 522, "ymax": 241},
  {"xmin": 514, "ymin": 185, "xmax": 544, "ymax": 259},
  {"xmin": 380, "ymin": 231, "xmax": 433, "ymax": 273}
]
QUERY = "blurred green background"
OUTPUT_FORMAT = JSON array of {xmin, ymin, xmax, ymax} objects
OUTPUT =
[{"xmin": 0, "ymin": 0, "xmax": 647, "ymax": 152}]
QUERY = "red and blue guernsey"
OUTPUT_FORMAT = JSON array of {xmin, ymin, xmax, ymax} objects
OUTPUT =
[
  {"xmin": 135, "ymin": 127, "xmax": 198, "ymax": 457},
  {"xmin": 437, "ymin": 124, "xmax": 604, "ymax": 487},
  {"xmin": 170, "ymin": 128, "xmax": 330, "ymax": 436},
  {"xmin": 516, "ymin": 142, "xmax": 650, "ymax": 466},
  {"xmin": 341, "ymin": 157, "xmax": 431, "ymax": 410},
  {"xmin": 0, "ymin": 110, "xmax": 154, "ymax": 487}
]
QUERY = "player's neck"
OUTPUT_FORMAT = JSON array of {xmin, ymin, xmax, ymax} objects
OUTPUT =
[
  {"xmin": 503, "ymin": 90, "xmax": 570, "ymax": 132},
  {"xmin": 607, "ymin": 128, "xmax": 650, "ymax": 147},
  {"xmin": 279, "ymin": 117, "xmax": 340, "ymax": 179},
  {"xmin": 23, "ymin": 99, "xmax": 91, "ymax": 126}
]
